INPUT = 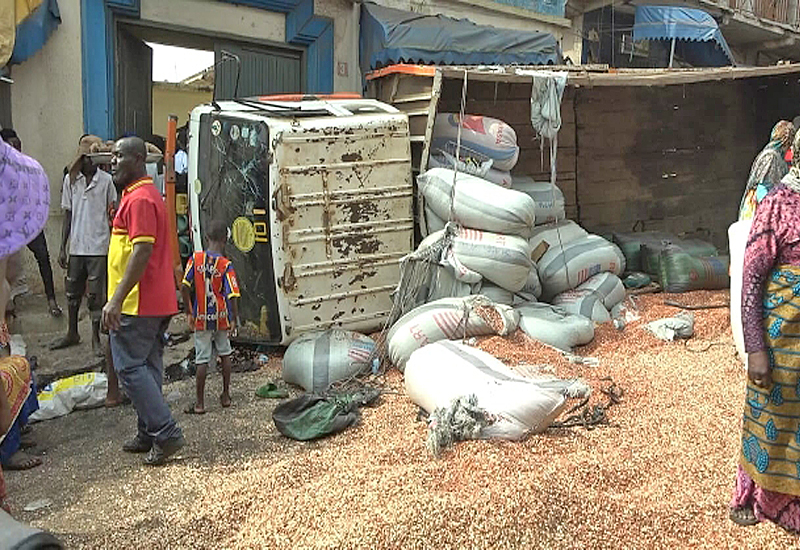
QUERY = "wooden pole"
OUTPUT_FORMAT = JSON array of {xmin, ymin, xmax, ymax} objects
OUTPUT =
[
  {"xmin": 669, "ymin": 37, "xmax": 676, "ymax": 69},
  {"xmin": 165, "ymin": 115, "xmax": 181, "ymax": 286}
]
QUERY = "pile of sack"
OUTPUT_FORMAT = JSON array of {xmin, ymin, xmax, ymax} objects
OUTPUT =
[{"xmin": 612, "ymin": 231, "xmax": 729, "ymax": 293}]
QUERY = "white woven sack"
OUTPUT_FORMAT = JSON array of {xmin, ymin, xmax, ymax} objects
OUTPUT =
[
  {"xmin": 431, "ymin": 113, "xmax": 520, "ymax": 171},
  {"xmin": 427, "ymin": 153, "xmax": 512, "ymax": 188},
  {"xmin": 425, "ymin": 205, "xmax": 446, "ymax": 235},
  {"xmin": 404, "ymin": 341, "xmax": 589, "ymax": 439},
  {"xmin": 283, "ymin": 330, "xmax": 376, "ymax": 392},
  {"xmin": 521, "ymin": 264, "xmax": 542, "ymax": 299},
  {"xmin": 529, "ymin": 220, "xmax": 587, "ymax": 259},
  {"xmin": 426, "ymin": 263, "xmax": 473, "ymax": 303},
  {"xmin": 515, "ymin": 302, "xmax": 595, "ymax": 351},
  {"xmin": 473, "ymin": 283, "xmax": 514, "ymax": 306},
  {"xmin": 538, "ymin": 235, "xmax": 626, "ymax": 301},
  {"xmin": 388, "ymin": 295, "xmax": 519, "ymax": 370},
  {"xmin": 576, "ymin": 272, "xmax": 626, "ymax": 310},
  {"xmin": 551, "ymin": 289, "xmax": 611, "ymax": 323},
  {"xmin": 510, "ymin": 177, "xmax": 566, "ymax": 225},
  {"xmin": 419, "ymin": 168, "xmax": 535, "ymax": 238},
  {"xmin": 729, "ymin": 220, "xmax": 751, "ymax": 368},
  {"xmin": 452, "ymin": 227, "xmax": 532, "ymax": 292},
  {"xmin": 418, "ymin": 229, "xmax": 483, "ymax": 284}
]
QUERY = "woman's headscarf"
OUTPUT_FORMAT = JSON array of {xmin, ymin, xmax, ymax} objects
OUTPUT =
[
  {"xmin": 767, "ymin": 120, "xmax": 795, "ymax": 153},
  {"xmin": 739, "ymin": 120, "xmax": 796, "ymax": 219},
  {"xmin": 782, "ymin": 129, "xmax": 800, "ymax": 195}
]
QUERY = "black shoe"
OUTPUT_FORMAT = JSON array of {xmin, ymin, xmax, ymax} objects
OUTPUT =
[
  {"xmin": 122, "ymin": 435, "xmax": 152, "ymax": 454},
  {"xmin": 143, "ymin": 434, "xmax": 185, "ymax": 466}
]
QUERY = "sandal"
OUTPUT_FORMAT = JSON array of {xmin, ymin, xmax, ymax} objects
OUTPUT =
[
  {"xmin": 3, "ymin": 451, "xmax": 43, "ymax": 471},
  {"xmin": 730, "ymin": 506, "xmax": 759, "ymax": 527},
  {"xmin": 49, "ymin": 302, "xmax": 63, "ymax": 318},
  {"xmin": 184, "ymin": 403, "xmax": 206, "ymax": 415}
]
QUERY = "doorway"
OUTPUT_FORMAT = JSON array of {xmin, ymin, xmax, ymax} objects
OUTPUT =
[{"xmin": 114, "ymin": 21, "xmax": 305, "ymax": 140}]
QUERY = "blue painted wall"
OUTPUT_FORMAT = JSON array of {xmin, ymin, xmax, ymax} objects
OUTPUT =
[{"xmin": 81, "ymin": 0, "xmax": 334, "ymax": 137}]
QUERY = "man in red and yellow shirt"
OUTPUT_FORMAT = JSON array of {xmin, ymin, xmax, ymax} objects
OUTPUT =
[{"xmin": 103, "ymin": 137, "xmax": 183, "ymax": 466}]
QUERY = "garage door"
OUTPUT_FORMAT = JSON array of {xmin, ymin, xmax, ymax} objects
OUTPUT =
[{"xmin": 214, "ymin": 43, "xmax": 303, "ymax": 100}]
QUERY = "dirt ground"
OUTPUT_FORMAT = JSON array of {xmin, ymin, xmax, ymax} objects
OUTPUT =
[{"xmin": 4, "ymin": 290, "xmax": 800, "ymax": 549}]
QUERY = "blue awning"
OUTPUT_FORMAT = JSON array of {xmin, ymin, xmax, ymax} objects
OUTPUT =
[
  {"xmin": 10, "ymin": 0, "xmax": 61, "ymax": 65},
  {"xmin": 632, "ymin": 6, "xmax": 734, "ymax": 67},
  {"xmin": 359, "ymin": 2, "xmax": 561, "ymax": 77}
]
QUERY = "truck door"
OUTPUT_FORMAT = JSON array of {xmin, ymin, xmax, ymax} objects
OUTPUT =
[{"xmin": 196, "ymin": 113, "xmax": 281, "ymax": 342}]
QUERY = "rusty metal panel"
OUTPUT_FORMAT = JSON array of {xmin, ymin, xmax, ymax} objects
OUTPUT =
[{"xmin": 272, "ymin": 113, "xmax": 413, "ymax": 338}]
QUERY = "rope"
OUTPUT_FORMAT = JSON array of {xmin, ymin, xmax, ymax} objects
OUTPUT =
[
  {"xmin": 549, "ymin": 378, "xmax": 623, "ymax": 430},
  {"xmin": 448, "ymin": 69, "xmax": 469, "ymax": 224}
]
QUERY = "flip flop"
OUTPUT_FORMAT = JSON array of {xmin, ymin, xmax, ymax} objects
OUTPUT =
[
  {"xmin": 255, "ymin": 383, "xmax": 289, "ymax": 399},
  {"xmin": 730, "ymin": 507, "xmax": 759, "ymax": 527},
  {"xmin": 3, "ymin": 452, "xmax": 43, "ymax": 471},
  {"xmin": 184, "ymin": 404, "xmax": 206, "ymax": 415}
]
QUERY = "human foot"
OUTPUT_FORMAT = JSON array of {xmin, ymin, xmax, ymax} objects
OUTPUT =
[
  {"xmin": 220, "ymin": 393, "xmax": 231, "ymax": 408},
  {"xmin": 3, "ymin": 451, "xmax": 43, "ymax": 471},
  {"xmin": 730, "ymin": 506, "xmax": 758, "ymax": 526},
  {"xmin": 50, "ymin": 334, "xmax": 80, "ymax": 350},
  {"xmin": 184, "ymin": 403, "xmax": 205, "ymax": 415},
  {"xmin": 48, "ymin": 300, "xmax": 63, "ymax": 318}
]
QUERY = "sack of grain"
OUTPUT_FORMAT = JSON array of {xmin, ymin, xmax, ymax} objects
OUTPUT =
[
  {"xmin": 576, "ymin": 272, "xmax": 626, "ymax": 310},
  {"xmin": 510, "ymin": 176, "xmax": 566, "ymax": 224},
  {"xmin": 515, "ymin": 303, "xmax": 595, "ymax": 351},
  {"xmin": 658, "ymin": 246, "xmax": 730, "ymax": 293},
  {"xmin": 453, "ymin": 227, "xmax": 532, "ymax": 292},
  {"xmin": 729, "ymin": 220, "xmax": 751, "ymax": 366},
  {"xmin": 424, "ymin": 205, "xmax": 447, "ymax": 235},
  {"xmin": 538, "ymin": 235, "xmax": 626, "ymax": 301},
  {"xmin": 521, "ymin": 265, "xmax": 543, "ymax": 299},
  {"xmin": 640, "ymin": 237, "xmax": 719, "ymax": 282},
  {"xmin": 388, "ymin": 295, "xmax": 519, "ymax": 370},
  {"xmin": 430, "ymin": 113, "xmax": 520, "ymax": 171},
  {"xmin": 418, "ymin": 229, "xmax": 483, "ymax": 284},
  {"xmin": 473, "ymin": 283, "xmax": 514, "ymax": 306},
  {"xmin": 426, "ymin": 263, "xmax": 474, "ymax": 303},
  {"xmin": 612, "ymin": 232, "xmax": 673, "ymax": 273},
  {"xmin": 551, "ymin": 289, "xmax": 611, "ymax": 323},
  {"xmin": 283, "ymin": 330, "xmax": 377, "ymax": 392},
  {"xmin": 529, "ymin": 220, "xmax": 588, "ymax": 263},
  {"xmin": 404, "ymin": 340, "xmax": 590, "ymax": 440},
  {"xmin": 427, "ymin": 152, "xmax": 512, "ymax": 188},
  {"xmin": 419, "ymin": 168, "xmax": 535, "ymax": 238}
]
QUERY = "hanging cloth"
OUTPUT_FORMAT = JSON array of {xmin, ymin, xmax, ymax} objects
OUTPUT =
[{"xmin": 521, "ymin": 70, "xmax": 568, "ymax": 186}]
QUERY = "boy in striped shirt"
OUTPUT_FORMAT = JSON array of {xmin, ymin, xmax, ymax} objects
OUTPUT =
[{"xmin": 181, "ymin": 220, "xmax": 240, "ymax": 414}]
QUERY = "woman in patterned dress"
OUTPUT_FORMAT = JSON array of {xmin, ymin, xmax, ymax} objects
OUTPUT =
[
  {"xmin": 731, "ymin": 129, "xmax": 800, "ymax": 532},
  {"xmin": 0, "ymin": 137, "xmax": 50, "ymax": 513}
]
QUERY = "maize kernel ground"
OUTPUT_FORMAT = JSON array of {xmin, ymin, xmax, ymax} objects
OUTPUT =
[{"xmin": 8, "ymin": 290, "xmax": 798, "ymax": 549}]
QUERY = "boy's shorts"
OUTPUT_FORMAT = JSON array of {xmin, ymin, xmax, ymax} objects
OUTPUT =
[{"xmin": 195, "ymin": 330, "xmax": 232, "ymax": 364}]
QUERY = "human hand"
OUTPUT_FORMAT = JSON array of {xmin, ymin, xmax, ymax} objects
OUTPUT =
[
  {"xmin": 102, "ymin": 298, "xmax": 123, "ymax": 332},
  {"xmin": 229, "ymin": 318, "xmax": 238, "ymax": 338},
  {"xmin": 58, "ymin": 249, "xmax": 68, "ymax": 270},
  {"xmin": 186, "ymin": 314, "xmax": 195, "ymax": 331},
  {"xmin": 748, "ymin": 351, "xmax": 772, "ymax": 388}
]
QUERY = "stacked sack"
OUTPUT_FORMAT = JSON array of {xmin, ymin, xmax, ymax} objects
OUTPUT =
[
  {"xmin": 428, "ymin": 113, "xmax": 519, "ymax": 191},
  {"xmin": 612, "ymin": 231, "xmax": 729, "ymax": 292},
  {"xmin": 521, "ymin": 216, "xmax": 626, "ymax": 328}
]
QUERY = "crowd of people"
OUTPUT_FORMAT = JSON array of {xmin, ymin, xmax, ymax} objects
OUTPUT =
[{"xmin": 0, "ymin": 129, "xmax": 240, "ymax": 514}]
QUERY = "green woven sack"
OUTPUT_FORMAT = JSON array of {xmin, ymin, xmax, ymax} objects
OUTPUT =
[{"xmin": 658, "ymin": 246, "xmax": 729, "ymax": 293}]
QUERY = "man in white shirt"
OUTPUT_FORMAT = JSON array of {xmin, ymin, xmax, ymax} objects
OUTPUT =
[{"xmin": 51, "ymin": 135, "xmax": 117, "ymax": 355}]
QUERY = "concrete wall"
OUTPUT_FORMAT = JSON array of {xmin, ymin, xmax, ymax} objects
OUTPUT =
[
  {"xmin": 140, "ymin": 0, "xmax": 286, "ymax": 43},
  {"xmin": 152, "ymin": 84, "xmax": 213, "ymax": 137},
  {"xmin": 10, "ymin": 0, "xmax": 83, "ymax": 295},
  {"xmin": 317, "ymin": 0, "xmax": 361, "ymax": 93}
]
